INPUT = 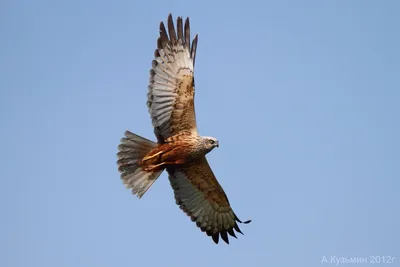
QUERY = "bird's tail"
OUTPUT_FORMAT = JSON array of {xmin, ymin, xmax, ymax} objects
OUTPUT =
[{"xmin": 117, "ymin": 131, "xmax": 163, "ymax": 198}]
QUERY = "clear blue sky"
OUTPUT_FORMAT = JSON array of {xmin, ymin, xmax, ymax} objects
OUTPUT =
[{"xmin": 1, "ymin": 0, "xmax": 399, "ymax": 266}]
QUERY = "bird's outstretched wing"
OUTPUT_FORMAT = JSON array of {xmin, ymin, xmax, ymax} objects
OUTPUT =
[
  {"xmin": 147, "ymin": 14, "xmax": 198, "ymax": 143},
  {"xmin": 167, "ymin": 157, "xmax": 251, "ymax": 244}
]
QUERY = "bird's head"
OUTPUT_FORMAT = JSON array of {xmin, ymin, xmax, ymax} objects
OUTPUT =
[{"xmin": 201, "ymin": 136, "xmax": 219, "ymax": 152}]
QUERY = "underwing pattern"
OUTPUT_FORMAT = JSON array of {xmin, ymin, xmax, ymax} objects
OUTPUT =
[{"xmin": 117, "ymin": 14, "xmax": 250, "ymax": 244}]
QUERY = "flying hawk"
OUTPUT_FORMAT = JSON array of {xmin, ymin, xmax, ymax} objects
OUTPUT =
[{"xmin": 117, "ymin": 14, "xmax": 250, "ymax": 244}]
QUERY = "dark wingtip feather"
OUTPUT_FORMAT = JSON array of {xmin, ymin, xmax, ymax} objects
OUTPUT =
[
  {"xmin": 167, "ymin": 14, "xmax": 177, "ymax": 42},
  {"xmin": 212, "ymin": 233, "xmax": 219, "ymax": 244},
  {"xmin": 234, "ymin": 213, "xmax": 251, "ymax": 224},
  {"xmin": 228, "ymin": 229, "xmax": 237, "ymax": 239},
  {"xmin": 234, "ymin": 223, "xmax": 244, "ymax": 235},
  {"xmin": 221, "ymin": 231, "xmax": 229, "ymax": 244},
  {"xmin": 191, "ymin": 34, "xmax": 198, "ymax": 66},
  {"xmin": 159, "ymin": 22, "xmax": 169, "ymax": 46},
  {"xmin": 177, "ymin": 16, "xmax": 183, "ymax": 43},
  {"xmin": 184, "ymin": 17, "xmax": 190, "ymax": 48},
  {"xmin": 157, "ymin": 37, "xmax": 162, "ymax": 49}
]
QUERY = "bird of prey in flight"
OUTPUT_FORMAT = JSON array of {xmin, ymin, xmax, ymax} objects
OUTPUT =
[{"xmin": 117, "ymin": 14, "xmax": 250, "ymax": 244}]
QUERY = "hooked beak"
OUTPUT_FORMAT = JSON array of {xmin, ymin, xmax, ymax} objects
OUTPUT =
[{"xmin": 216, "ymin": 141, "xmax": 219, "ymax": 148}]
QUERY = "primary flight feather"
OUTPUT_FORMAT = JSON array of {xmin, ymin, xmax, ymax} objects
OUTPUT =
[{"xmin": 117, "ymin": 14, "xmax": 250, "ymax": 244}]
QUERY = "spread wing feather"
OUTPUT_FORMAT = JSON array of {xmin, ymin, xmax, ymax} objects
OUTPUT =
[
  {"xmin": 147, "ymin": 14, "xmax": 199, "ymax": 143},
  {"xmin": 167, "ymin": 157, "xmax": 251, "ymax": 244}
]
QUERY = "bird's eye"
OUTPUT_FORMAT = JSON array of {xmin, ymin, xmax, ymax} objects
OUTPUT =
[{"xmin": 209, "ymin": 139, "xmax": 215, "ymax": 144}]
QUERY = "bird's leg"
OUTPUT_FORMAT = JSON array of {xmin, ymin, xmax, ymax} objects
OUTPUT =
[
  {"xmin": 143, "ymin": 159, "xmax": 185, "ymax": 171},
  {"xmin": 143, "ymin": 162, "xmax": 173, "ymax": 171},
  {"xmin": 142, "ymin": 151, "xmax": 163, "ymax": 162}
]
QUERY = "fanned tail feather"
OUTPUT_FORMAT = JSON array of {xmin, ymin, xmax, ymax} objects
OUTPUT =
[{"xmin": 117, "ymin": 131, "xmax": 163, "ymax": 198}]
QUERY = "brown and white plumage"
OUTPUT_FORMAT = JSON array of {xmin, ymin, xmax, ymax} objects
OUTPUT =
[
  {"xmin": 147, "ymin": 14, "xmax": 198, "ymax": 142},
  {"xmin": 117, "ymin": 14, "xmax": 250, "ymax": 244},
  {"xmin": 169, "ymin": 157, "xmax": 251, "ymax": 244}
]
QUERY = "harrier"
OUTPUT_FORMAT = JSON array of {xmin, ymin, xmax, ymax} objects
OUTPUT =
[{"xmin": 117, "ymin": 14, "xmax": 250, "ymax": 244}]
